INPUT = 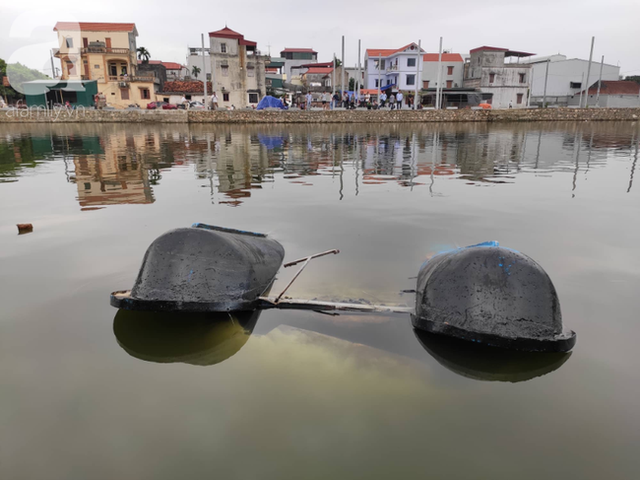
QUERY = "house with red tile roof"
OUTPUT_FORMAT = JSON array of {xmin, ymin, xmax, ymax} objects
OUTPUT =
[
  {"xmin": 138, "ymin": 60, "xmax": 188, "ymax": 80},
  {"xmin": 364, "ymin": 43, "xmax": 425, "ymax": 93},
  {"xmin": 279, "ymin": 47, "xmax": 318, "ymax": 81},
  {"xmin": 569, "ymin": 80, "xmax": 640, "ymax": 108},
  {"xmin": 422, "ymin": 53, "xmax": 465, "ymax": 91},
  {"xmin": 186, "ymin": 26, "xmax": 268, "ymax": 108},
  {"xmin": 53, "ymin": 22, "xmax": 157, "ymax": 108}
]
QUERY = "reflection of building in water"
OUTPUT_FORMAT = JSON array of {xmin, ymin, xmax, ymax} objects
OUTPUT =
[
  {"xmin": 454, "ymin": 129, "xmax": 525, "ymax": 182},
  {"xmin": 192, "ymin": 131, "xmax": 272, "ymax": 206},
  {"xmin": 73, "ymin": 154, "xmax": 154, "ymax": 207},
  {"xmin": 70, "ymin": 131, "xmax": 164, "ymax": 207}
]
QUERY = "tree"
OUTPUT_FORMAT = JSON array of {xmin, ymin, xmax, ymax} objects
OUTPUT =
[
  {"xmin": 333, "ymin": 56, "xmax": 342, "ymax": 67},
  {"xmin": 1, "ymin": 59, "xmax": 48, "ymax": 98},
  {"xmin": 137, "ymin": 47, "xmax": 151, "ymax": 63},
  {"xmin": 191, "ymin": 66, "xmax": 201, "ymax": 79},
  {"xmin": 349, "ymin": 78, "xmax": 355, "ymax": 91},
  {"xmin": 624, "ymin": 75, "xmax": 640, "ymax": 84}
]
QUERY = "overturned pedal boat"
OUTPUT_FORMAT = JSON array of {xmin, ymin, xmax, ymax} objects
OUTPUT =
[
  {"xmin": 111, "ymin": 226, "xmax": 576, "ymax": 353},
  {"xmin": 111, "ymin": 224, "xmax": 285, "ymax": 312}
]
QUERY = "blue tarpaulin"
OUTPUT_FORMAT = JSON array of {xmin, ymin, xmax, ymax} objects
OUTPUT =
[{"xmin": 256, "ymin": 96, "xmax": 286, "ymax": 110}]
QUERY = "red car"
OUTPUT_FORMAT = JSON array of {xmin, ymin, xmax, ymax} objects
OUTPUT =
[{"xmin": 146, "ymin": 101, "xmax": 178, "ymax": 110}]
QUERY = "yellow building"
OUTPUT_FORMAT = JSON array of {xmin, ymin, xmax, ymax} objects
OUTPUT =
[{"xmin": 53, "ymin": 22, "xmax": 157, "ymax": 108}]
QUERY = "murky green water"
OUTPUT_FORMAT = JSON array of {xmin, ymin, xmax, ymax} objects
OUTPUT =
[{"xmin": 1, "ymin": 122, "xmax": 639, "ymax": 479}]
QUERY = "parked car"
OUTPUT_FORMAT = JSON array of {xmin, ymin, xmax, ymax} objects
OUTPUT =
[
  {"xmin": 147, "ymin": 101, "xmax": 177, "ymax": 110},
  {"xmin": 188, "ymin": 101, "xmax": 206, "ymax": 110}
]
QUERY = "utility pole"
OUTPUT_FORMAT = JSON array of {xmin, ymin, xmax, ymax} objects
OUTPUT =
[
  {"xmin": 414, "ymin": 40, "xmax": 421, "ymax": 109},
  {"xmin": 595, "ymin": 55, "xmax": 604, "ymax": 107},
  {"xmin": 357, "ymin": 39, "xmax": 361, "ymax": 105},
  {"xmin": 527, "ymin": 71, "xmax": 533, "ymax": 107},
  {"xmin": 332, "ymin": 53, "xmax": 336, "ymax": 96},
  {"xmin": 582, "ymin": 36, "xmax": 595, "ymax": 108},
  {"xmin": 377, "ymin": 53, "xmax": 381, "ymax": 106},
  {"xmin": 341, "ymin": 36, "xmax": 345, "ymax": 96},
  {"xmin": 435, "ymin": 37, "xmax": 443, "ymax": 109},
  {"xmin": 579, "ymin": 72, "xmax": 585, "ymax": 108},
  {"xmin": 201, "ymin": 34, "xmax": 207, "ymax": 104},
  {"xmin": 542, "ymin": 59, "xmax": 550, "ymax": 108},
  {"xmin": 50, "ymin": 49, "xmax": 56, "ymax": 80}
]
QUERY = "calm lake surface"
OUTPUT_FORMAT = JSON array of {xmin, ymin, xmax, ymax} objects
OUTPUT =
[{"xmin": 1, "ymin": 122, "xmax": 639, "ymax": 479}]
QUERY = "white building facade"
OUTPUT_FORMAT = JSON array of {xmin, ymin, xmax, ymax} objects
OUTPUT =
[
  {"xmin": 280, "ymin": 48, "xmax": 318, "ymax": 82},
  {"xmin": 421, "ymin": 53, "xmax": 465, "ymax": 90},
  {"xmin": 521, "ymin": 54, "xmax": 621, "ymax": 106},
  {"xmin": 463, "ymin": 46, "xmax": 533, "ymax": 109},
  {"xmin": 364, "ymin": 43, "xmax": 424, "ymax": 92}
]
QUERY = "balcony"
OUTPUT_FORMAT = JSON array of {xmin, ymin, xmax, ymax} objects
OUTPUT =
[
  {"xmin": 386, "ymin": 64, "xmax": 398, "ymax": 72},
  {"xmin": 82, "ymin": 47, "xmax": 130, "ymax": 55},
  {"xmin": 108, "ymin": 75, "xmax": 155, "ymax": 83}
]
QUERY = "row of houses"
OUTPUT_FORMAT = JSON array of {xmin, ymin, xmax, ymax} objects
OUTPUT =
[{"xmin": 27, "ymin": 21, "xmax": 640, "ymax": 110}]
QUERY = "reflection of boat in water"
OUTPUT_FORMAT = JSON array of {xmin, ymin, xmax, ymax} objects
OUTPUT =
[
  {"xmin": 414, "ymin": 329, "xmax": 571, "ymax": 382},
  {"xmin": 113, "ymin": 310, "xmax": 260, "ymax": 366}
]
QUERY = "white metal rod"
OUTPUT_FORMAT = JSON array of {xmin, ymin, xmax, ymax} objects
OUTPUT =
[
  {"xmin": 260, "ymin": 297, "xmax": 413, "ymax": 314},
  {"xmin": 284, "ymin": 249, "xmax": 340, "ymax": 268}
]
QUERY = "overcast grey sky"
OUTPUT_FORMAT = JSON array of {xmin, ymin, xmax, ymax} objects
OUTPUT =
[{"xmin": 2, "ymin": 0, "xmax": 639, "ymax": 77}]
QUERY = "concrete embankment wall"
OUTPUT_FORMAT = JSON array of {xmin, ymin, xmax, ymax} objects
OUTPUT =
[{"xmin": 2, "ymin": 107, "xmax": 640, "ymax": 124}]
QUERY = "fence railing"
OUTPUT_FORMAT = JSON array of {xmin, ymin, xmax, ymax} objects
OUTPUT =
[{"xmin": 81, "ymin": 47, "xmax": 130, "ymax": 55}]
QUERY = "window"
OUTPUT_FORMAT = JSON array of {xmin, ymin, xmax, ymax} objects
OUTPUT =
[
  {"xmin": 517, "ymin": 93, "xmax": 523, "ymax": 104},
  {"xmin": 375, "ymin": 79, "xmax": 379, "ymax": 87},
  {"xmin": 423, "ymin": 80, "xmax": 429, "ymax": 89},
  {"xmin": 489, "ymin": 73, "xmax": 495, "ymax": 83},
  {"xmin": 406, "ymin": 74, "xmax": 415, "ymax": 86},
  {"xmin": 94, "ymin": 65, "xmax": 100, "ymax": 69},
  {"xmin": 247, "ymin": 65, "xmax": 255, "ymax": 77},
  {"xmin": 163, "ymin": 97, "xmax": 169, "ymax": 102},
  {"xmin": 570, "ymin": 82, "xmax": 582, "ymax": 89},
  {"xmin": 519, "ymin": 73, "xmax": 526, "ymax": 83},
  {"xmin": 84, "ymin": 182, "xmax": 91, "ymax": 190},
  {"xmin": 447, "ymin": 66, "xmax": 454, "ymax": 75},
  {"xmin": 223, "ymin": 93, "xmax": 229, "ymax": 101},
  {"xmin": 221, "ymin": 43, "xmax": 227, "ymax": 53},
  {"xmin": 120, "ymin": 88, "xmax": 130, "ymax": 100},
  {"xmin": 206, "ymin": 73, "xmax": 211, "ymax": 81},
  {"xmin": 185, "ymin": 95, "xmax": 192, "ymax": 100},
  {"xmin": 446, "ymin": 80, "xmax": 453, "ymax": 88},
  {"xmin": 221, "ymin": 65, "xmax": 229, "ymax": 77},
  {"xmin": 407, "ymin": 58, "xmax": 416, "ymax": 67},
  {"xmin": 65, "ymin": 37, "xmax": 73, "ymax": 48},
  {"xmin": 140, "ymin": 88, "xmax": 150, "ymax": 100},
  {"xmin": 249, "ymin": 93, "xmax": 258, "ymax": 103},
  {"xmin": 375, "ymin": 59, "xmax": 385, "ymax": 70}
]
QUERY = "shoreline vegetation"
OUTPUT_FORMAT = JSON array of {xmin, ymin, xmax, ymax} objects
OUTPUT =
[{"xmin": 1, "ymin": 107, "xmax": 639, "ymax": 124}]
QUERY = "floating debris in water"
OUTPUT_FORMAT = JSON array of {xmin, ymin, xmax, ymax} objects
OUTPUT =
[{"xmin": 17, "ymin": 223, "xmax": 33, "ymax": 235}]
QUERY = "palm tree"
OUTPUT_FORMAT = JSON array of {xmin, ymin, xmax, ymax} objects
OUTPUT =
[
  {"xmin": 191, "ymin": 66, "xmax": 201, "ymax": 79},
  {"xmin": 137, "ymin": 47, "xmax": 150, "ymax": 63}
]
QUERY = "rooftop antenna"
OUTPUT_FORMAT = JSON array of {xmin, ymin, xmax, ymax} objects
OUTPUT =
[{"xmin": 266, "ymin": 42, "xmax": 272, "ymax": 56}]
